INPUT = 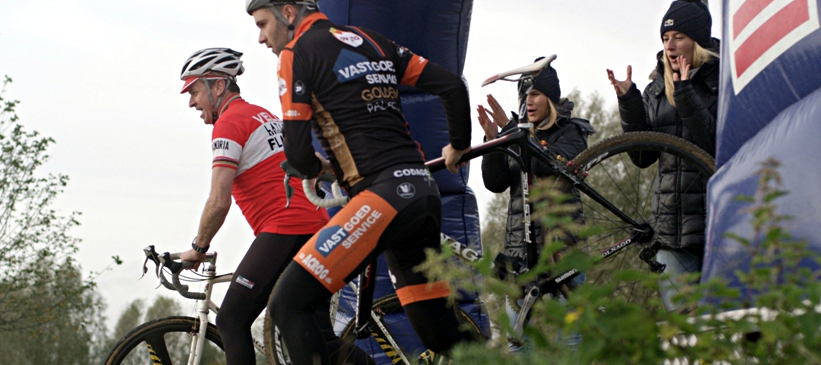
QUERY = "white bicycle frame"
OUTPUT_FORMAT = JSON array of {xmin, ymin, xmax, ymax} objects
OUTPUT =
[{"xmin": 147, "ymin": 250, "xmax": 264, "ymax": 365}]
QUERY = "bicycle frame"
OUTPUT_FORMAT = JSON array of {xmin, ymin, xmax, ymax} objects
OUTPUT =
[
  {"xmin": 291, "ymin": 124, "xmax": 672, "ymax": 359},
  {"xmin": 141, "ymin": 246, "xmax": 258, "ymax": 365},
  {"xmin": 345, "ymin": 233, "xmax": 480, "ymax": 365},
  {"xmin": 292, "ymin": 125, "xmax": 666, "ymax": 357},
  {"xmin": 425, "ymin": 124, "xmax": 664, "ymax": 334}
]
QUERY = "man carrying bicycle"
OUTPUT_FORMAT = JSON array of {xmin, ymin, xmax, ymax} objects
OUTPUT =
[
  {"xmin": 177, "ymin": 47, "xmax": 329, "ymax": 365},
  {"xmin": 245, "ymin": 1, "xmax": 475, "ymax": 364}
]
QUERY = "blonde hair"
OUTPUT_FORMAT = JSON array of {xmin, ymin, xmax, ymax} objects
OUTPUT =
[
  {"xmin": 535, "ymin": 98, "xmax": 559, "ymax": 131},
  {"xmin": 662, "ymin": 42, "xmax": 719, "ymax": 107}
]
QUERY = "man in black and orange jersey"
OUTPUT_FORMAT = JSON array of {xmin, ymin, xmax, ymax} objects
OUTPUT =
[
  {"xmin": 177, "ymin": 48, "xmax": 332, "ymax": 365},
  {"xmin": 246, "ymin": 1, "xmax": 474, "ymax": 364}
]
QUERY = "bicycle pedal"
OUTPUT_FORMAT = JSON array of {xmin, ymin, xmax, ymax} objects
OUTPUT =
[
  {"xmin": 418, "ymin": 350, "xmax": 436, "ymax": 364},
  {"xmin": 418, "ymin": 350, "xmax": 451, "ymax": 365}
]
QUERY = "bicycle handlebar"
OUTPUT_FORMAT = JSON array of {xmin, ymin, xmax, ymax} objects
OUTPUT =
[
  {"xmin": 142, "ymin": 245, "xmax": 214, "ymax": 300},
  {"xmin": 302, "ymin": 179, "xmax": 349, "ymax": 208}
]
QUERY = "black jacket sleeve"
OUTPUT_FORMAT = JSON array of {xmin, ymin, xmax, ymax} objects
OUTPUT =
[
  {"xmin": 673, "ymin": 79, "xmax": 716, "ymax": 156},
  {"xmin": 481, "ymin": 121, "xmax": 516, "ymax": 193},
  {"xmin": 618, "ymin": 83, "xmax": 660, "ymax": 168},
  {"xmin": 618, "ymin": 83, "xmax": 651, "ymax": 133},
  {"xmin": 283, "ymin": 119, "xmax": 322, "ymax": 179}
]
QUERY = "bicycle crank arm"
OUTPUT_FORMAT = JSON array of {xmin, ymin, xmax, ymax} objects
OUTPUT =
[{"xmin": 513, "ymin": 285, "xmax": 541, "ymax": 339}]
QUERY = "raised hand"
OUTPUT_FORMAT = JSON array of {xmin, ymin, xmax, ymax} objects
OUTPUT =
[
  {"xmin": 477, "ymin": 94, "xmax": 510, "ymax": 140},
  {"xmin": 606, "ymin": 66, "xmax": 633, "ymax": 97},
  {"xmin": 485, "ymin": 94, "xmax": 509, "ymax": 127},
  {"xmin": 477, "ymin": 105, "xmax": 498, "ymax": 140},
  {"xmin": 673, "ymin": 55, "xmax": 691, "ymax": 81}
]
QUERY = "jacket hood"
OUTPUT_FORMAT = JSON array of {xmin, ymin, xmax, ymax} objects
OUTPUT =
[{"xmin": 536, "ymin": 97, "xmax": 575, "ymax": 130}]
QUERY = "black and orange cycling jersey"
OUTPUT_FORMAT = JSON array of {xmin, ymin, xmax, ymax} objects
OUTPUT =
[
  {"xmin": 278, "ymin": 12, "xmax": 471, "ymax": 193},
  {"xmin": 270, "ymin": 13, "xmax": 476, "ymax": 363}
]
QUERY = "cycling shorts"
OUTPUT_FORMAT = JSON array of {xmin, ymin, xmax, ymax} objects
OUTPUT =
[
  {"xmin": 293, "ymin": 163, "xmax": 451, "ymax": 305},
  {"xmin": 228, "ymin": 232, "xmax": 313, "ymax": 305}
]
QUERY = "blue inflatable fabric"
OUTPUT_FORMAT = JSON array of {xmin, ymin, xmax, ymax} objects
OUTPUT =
[{"xmin": 702, "ymin": 0, "xmax": 821, "ymax": 304}]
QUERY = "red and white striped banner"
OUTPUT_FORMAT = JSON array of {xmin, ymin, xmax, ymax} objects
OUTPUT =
[{"xmin": 729, "ymin": 0, "xmax": 819, "ymax": 93}]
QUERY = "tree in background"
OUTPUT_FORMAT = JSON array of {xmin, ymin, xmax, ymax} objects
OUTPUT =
[
  {"xmin": 480, "ymin": 190, "xmax": 509, "ymax": 256},
  {"xmin": 0, "ymin": 76, "xmax": 109, "ymax": 363},
  {"xmin": 109, "ymin": 299, "xmax": 145, "ymax": 345},
  {"xmin": 566, "ymin": 89, "xmax": 621, "ymax": 143}
]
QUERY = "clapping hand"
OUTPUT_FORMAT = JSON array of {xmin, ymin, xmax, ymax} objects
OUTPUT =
[{"xmin": 477, "ymin": 94, "xmax": 510, "ymax": 140}]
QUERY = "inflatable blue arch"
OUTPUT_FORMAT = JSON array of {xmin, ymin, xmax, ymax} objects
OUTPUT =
[{"xmin": 703, "ymin": 0, "xmax": 821, "ymax": 301}]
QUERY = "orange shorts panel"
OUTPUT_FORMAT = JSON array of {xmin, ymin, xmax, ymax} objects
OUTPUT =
[
  {"xmin": 294, "ymin": 190, "xmax": 398, "ymax": 292},
  {"xmin": 395, "ymin": 281, "xmax": 451, "ymax": 306}
]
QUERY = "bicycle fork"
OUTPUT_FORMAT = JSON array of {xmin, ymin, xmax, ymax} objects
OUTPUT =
[{"xmin": 188, "ymin": 265, "xmax": 217, "ymax": 365}]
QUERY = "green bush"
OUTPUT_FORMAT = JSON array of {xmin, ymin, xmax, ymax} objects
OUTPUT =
[{"xmin": 421, "ymin": 158, "xmax": 821, "ymax": 364}]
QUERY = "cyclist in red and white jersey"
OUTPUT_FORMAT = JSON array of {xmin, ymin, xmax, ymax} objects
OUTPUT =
[
  {"xmin": 177, "ymin": 48, "xmax": 330, "ymax": 365},
  {"xmin": 246, "ymin": 2, "xmax": 475, "ymax": 364}
]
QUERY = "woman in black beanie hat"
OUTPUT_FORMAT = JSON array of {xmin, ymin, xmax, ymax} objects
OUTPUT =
[
  {"xmin": 605, "ymin": 0, "xmax": 719, "ymax": 312},
  {"xmin": 478, "ymin": 57, "xmax": 594, "ymax": 351},
  {"xmin": 479, "ymin": 59, "xmax": 594, "ymax": 276}
]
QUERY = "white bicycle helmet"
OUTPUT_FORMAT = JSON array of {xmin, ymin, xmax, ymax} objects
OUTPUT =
[
  {"xmin": 181, "ymin": 47, "xmax": 244, "ymax": 79},
  {"xmin": 180, "ymin": 48, "xmax": 245, "ymax": 122}
]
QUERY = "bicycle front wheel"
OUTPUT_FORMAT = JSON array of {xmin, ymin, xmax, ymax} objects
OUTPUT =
[
  {"xmin": 104, "ymin": 316, "xmax": 224, "ymax": 365},
  {"xmin": 567, "ymin": 131, "xmax": 715, "ymax": 307}
]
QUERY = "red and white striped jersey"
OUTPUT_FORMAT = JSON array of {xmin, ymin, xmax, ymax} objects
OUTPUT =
[{"xmin": 212, "ymin": 98, "xmax": 329, "ymax": 236}]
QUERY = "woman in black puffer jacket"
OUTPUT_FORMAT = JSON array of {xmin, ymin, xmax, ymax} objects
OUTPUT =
[
  {"xmin": 606, "ymin": 0, "xmax": 719, "ymax": 311},
  {"xmin": 479, "ymin": 59, "xmax": 594, "ymax": 351},
  {"xmin": 479, "ymin": 62, "xmax": 594, "ymax": 273}
]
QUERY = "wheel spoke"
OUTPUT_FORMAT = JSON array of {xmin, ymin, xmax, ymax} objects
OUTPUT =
[
  {"xmin": 145, "ymin": 332, "xmax": 174, "ymax": 365},
  {"xmin": 566, "ymin": 132, "xmax": 715, "ymax": 307}
]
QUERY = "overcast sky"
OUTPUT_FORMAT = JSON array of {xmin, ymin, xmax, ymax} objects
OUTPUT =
[{"xmin": 0, "ymin": 0, "xmax": 722, "ymax": 330}]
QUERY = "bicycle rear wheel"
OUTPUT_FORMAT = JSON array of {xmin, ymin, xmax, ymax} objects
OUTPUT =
[
  {"xmin": 566, "ymin": 131, "xmax": 715, "ymax": 307},
  {"xmin": 104, "ymin": 316, "xmax": 224, "ymax": 365}
]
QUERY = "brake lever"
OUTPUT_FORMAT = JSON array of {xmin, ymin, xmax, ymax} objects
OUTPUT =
[
  {"xmin": 154, "ymin": 252, "xmax": 170, "ymax": 288},
  {"xmin": 139, "ymin": 255, "xmax": 150, "ymax": 280}
]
